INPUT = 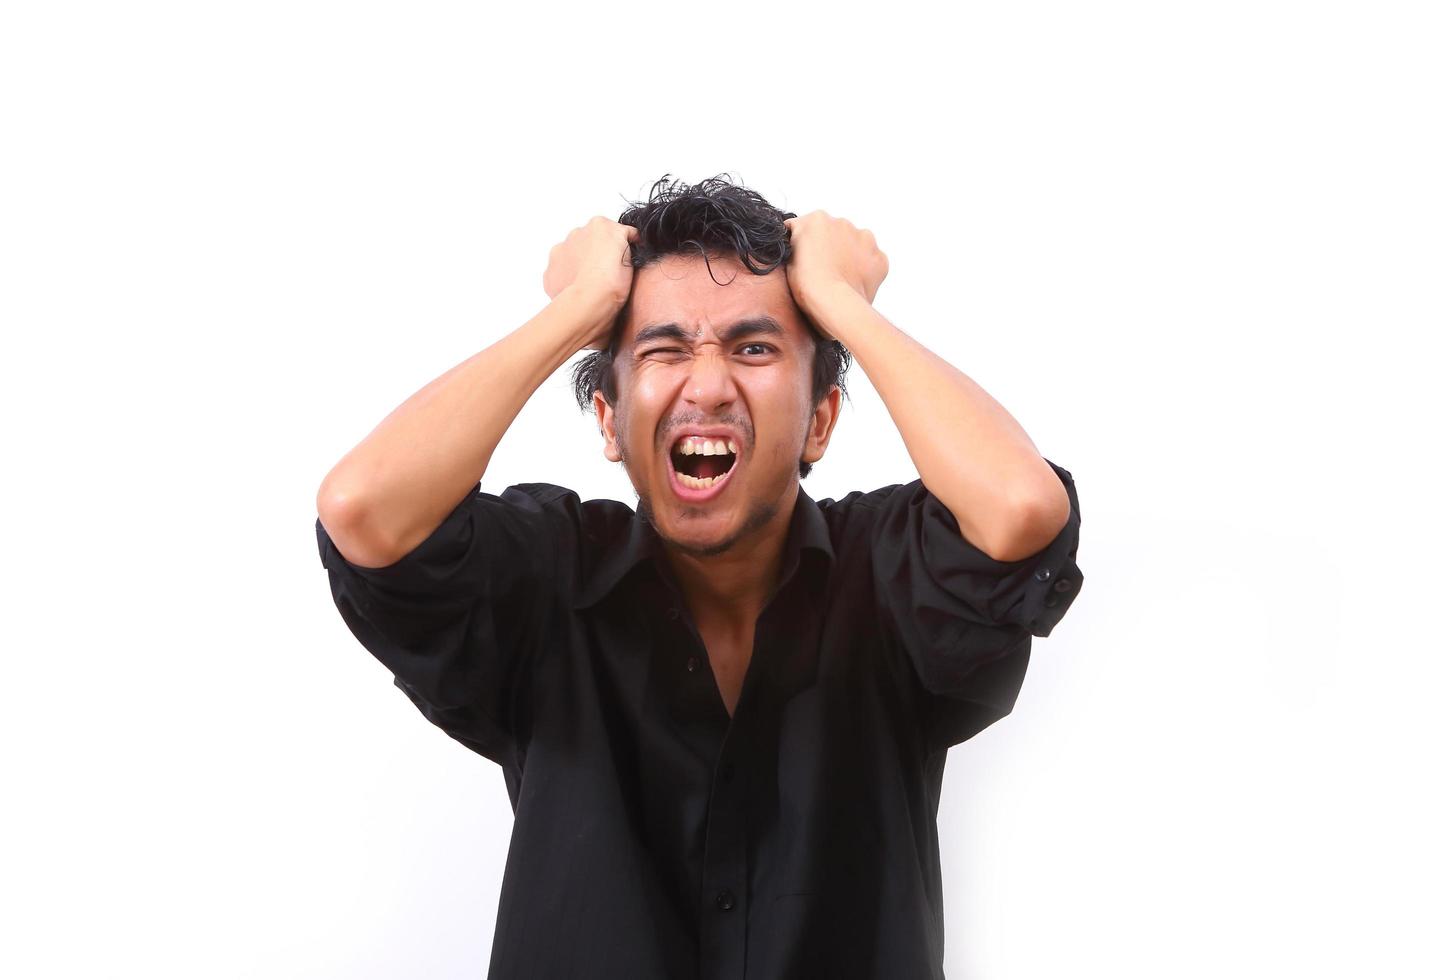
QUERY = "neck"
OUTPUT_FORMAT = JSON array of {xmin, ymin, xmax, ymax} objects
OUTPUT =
[{"xmin": 661, "ymin": 482, "xmax": 798, "ymax": 630}]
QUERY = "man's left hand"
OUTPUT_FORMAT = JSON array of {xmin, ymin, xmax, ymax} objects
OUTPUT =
[{"xmin": 783, "ymin": 211, "xmax": 889, "ymax": 336}]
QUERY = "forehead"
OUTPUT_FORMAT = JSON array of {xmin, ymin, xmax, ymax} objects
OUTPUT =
[{"xmin": 619, "ymin": 253, "xmax": 807, "ymax": 348}]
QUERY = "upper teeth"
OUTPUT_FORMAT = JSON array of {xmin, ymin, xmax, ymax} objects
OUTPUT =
[{"xmin": 677, "ymin": 437, "xmax": 735, "ymax": 456}]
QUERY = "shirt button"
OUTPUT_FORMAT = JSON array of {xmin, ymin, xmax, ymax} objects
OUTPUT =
[
  {"xmin": 1034, "ymin": 567, "xmax": 1052, "ymax": 582},
  {"xmin": 721, "ymin": 762, "xmax": 735, "ymax": 783},
  {"xmin": 715, "ymin": 889, "xmax": 735, "ymax": 911},
  {"xmin": 687, "ymin": 656, "xmax": 698, "ymax": 672},
  {"xmin": 1054, "ymin": 577, "xmax": 1073, "ymax": 592}
]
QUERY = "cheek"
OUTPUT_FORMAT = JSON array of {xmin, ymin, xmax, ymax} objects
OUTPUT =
[
  {"xmin": 629, "ymin": 368, "xmax": 683, "ymax": 406},
  {"xmin": 759, "ymin": 376, "xmax": 816, "ymax": 457},
  {"xmin": 618, "ymin": 380, "xmax": 671, "ymax": 457},
  {"xmin": 751, "ymin": 370, "xmax": 811, "ymax": 417}
]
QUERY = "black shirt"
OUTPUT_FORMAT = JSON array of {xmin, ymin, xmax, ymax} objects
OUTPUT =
[{"xmin": 314, "ymin": 458, "xmax": 1083, "ymax": 979}]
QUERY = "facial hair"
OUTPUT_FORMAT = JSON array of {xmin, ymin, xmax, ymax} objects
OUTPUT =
[
  {"xmin": 636, "ymin": 491, "xmax": 781, "ymax": 560},
  {"xmin": 618, "ymin": 419, "xmax": 786, "ymax": 561}
]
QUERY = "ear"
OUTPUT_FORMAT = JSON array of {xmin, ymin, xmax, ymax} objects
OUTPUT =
[
  {"xmin": 592, "ymin": 389, "xmax": 623, "ymax": 463},
  {"xmin": 801, "ymin": 384, "xmax": 842, "ymax": 467}
]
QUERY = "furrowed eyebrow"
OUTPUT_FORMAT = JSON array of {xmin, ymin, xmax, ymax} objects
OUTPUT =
[{"xmin": 633, "ymin": 316, "xmax": 786, "ymax": 351}]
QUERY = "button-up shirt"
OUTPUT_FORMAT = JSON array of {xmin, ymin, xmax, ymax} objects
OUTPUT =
[{"xmin": 314, "ymin": 458, "xmax": 1083, "ymax": 979}]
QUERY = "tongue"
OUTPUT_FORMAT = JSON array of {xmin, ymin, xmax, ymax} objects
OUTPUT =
[{"xmin": 691, "ymin": 457, "xmax": 724, "ymax": 480}]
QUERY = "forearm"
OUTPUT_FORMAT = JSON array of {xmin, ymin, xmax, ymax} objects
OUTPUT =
[
  {"xmin": 802, "ymin": 285, "xmax": 1068, "ymax": 560},
  {"xmin": 316, "ymin": 285, "xmax": 619, "ymax": 566}
]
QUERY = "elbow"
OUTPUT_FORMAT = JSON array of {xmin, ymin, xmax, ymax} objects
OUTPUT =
[
  {"xmin": 990, "ymin": 489, "xmax": 1070, "ymax": 563},
  {"xmin": 317, "ymin": 482, "xmax": 395, "ymax": 569},
  {"xmin": 316, "ymin": 474, "xmax": 365, "ymax": 540}
]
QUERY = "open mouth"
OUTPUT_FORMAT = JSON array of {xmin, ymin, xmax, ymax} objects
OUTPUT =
[{"xmin": 668, "ymin": 436, "xmax": 739, "ymax": 499}]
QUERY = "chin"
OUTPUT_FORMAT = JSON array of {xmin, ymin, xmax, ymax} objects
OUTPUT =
[{"xmin": 664, "ymin": 522, "xmax": 746, "ymax": 560}]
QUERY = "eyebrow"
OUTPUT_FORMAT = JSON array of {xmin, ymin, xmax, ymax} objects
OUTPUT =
[{"xmin": 632, "ymin": 315, "xmax": 787, "ymax": 350}]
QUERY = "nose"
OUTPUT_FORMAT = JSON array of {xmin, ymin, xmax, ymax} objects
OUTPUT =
[{"xmin": 679, "ymin": 345, "xmax": 737, "ymax": 414}]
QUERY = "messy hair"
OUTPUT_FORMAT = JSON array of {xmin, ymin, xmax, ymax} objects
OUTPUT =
[{"xmin": 570, "ymin": 173, "xmax": 851, "ymax": 479}]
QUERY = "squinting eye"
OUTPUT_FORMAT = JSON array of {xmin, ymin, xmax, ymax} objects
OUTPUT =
[{"xmin": 740, "ymin": 344, "xmax": 771, "ymax": 355}]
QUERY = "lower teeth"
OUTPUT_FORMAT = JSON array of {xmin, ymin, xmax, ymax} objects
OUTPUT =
[{"xmin": 676, "ymin": 467, "xmax": 733, "ymax": 490}]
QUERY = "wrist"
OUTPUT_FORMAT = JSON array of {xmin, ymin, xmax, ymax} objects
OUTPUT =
[
  {"xmin": 560, "ymin": 280, "xmax": 626, "ymax": 318},
  {"xmin": 548, "ymin": 283, "xmax": 625, "ymax": 357},
  {"xmin": 796, "ymin": 282, "xmax": 865, "ymax": 338}
]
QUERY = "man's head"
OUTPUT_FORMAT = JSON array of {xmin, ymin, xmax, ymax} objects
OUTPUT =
[{"xmin": 571, "ymin": 174, "xmax": 851, "ymax": 558}]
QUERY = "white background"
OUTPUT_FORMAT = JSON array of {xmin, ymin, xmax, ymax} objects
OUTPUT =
[{"xmin": 3, "ymin": 1, "xmax": 1427, "ymax": 977}]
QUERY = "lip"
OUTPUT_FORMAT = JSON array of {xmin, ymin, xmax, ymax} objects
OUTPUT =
[{"xmin": 666, "ymin": 443, "xmax": 741, "ymax": 504}]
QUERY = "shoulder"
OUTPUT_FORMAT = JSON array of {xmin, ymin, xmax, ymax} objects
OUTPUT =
[
  {"xmin": 814, "ymin": 478, "xmax": 924, "ymax": 538},
  {"xmin": 502, "ymin": 481, "xmax": 632, "ymax": 521},
  {"xmin": 500, "ymin": 481, "xmax": 641, "ymax": 558}
]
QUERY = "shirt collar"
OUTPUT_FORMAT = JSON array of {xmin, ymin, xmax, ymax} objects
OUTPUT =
[{"xmin": 573, "ymin": 485, "xmax": 835, "ymax": 610}]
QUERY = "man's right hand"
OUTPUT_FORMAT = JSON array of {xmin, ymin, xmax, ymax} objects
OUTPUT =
[{"xmin": 543, "ymin": 217, "xmax": 641, "ymax": 352}]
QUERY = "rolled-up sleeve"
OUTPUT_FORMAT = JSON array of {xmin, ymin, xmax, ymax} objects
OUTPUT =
[
  {"xmin": 866, "ymin": 458, "xmax": 1083, "ymax": 749},
  {"xmin": 315, "ymin": 480, "xmax": 578, "ymax": 767}
]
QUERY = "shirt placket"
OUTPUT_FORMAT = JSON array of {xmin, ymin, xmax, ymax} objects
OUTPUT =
[
  {"xmin": 664, "ymin": 580, "xmax": 809, "ymax": 980},
  {"xmin": 699, "ymin": 716, "xmax": 749, "ymax": 980},
  {"xmin": 659, "ymin": 593, "xmax": 750, "ymax": 979}
]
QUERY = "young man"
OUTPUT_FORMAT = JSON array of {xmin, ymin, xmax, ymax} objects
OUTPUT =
[{"xmin": 315, "ymin": 175, "xmax": 1083, "ymax": 979}]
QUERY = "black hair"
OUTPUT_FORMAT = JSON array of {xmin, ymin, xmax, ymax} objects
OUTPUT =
[{"xmin": 570, "ymin": 173, "xmax": 851, "ymax": 479}]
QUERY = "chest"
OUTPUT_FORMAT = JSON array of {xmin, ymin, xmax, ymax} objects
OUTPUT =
[{"xmin": 697, "ymin": 624, "xmax": 756, "ymax": 720}]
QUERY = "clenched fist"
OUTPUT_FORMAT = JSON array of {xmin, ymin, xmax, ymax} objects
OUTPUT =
[
  {"xmin": 782, "ymin": 210, "xmax": 889, "ymax": 312},
  {"xmin": 543, "ymin": 216, "xmax": 641, "ymax": 307}
]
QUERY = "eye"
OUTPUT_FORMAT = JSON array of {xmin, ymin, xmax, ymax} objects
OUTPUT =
[{"xmin": 739, "ymin": 343, "xmax": 772, "ymax": 355}]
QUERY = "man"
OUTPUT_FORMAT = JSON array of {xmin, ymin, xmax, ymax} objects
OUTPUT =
[{"xmin": 315, "ymin": 175, "xmax": 1083, "ymax": 979}]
